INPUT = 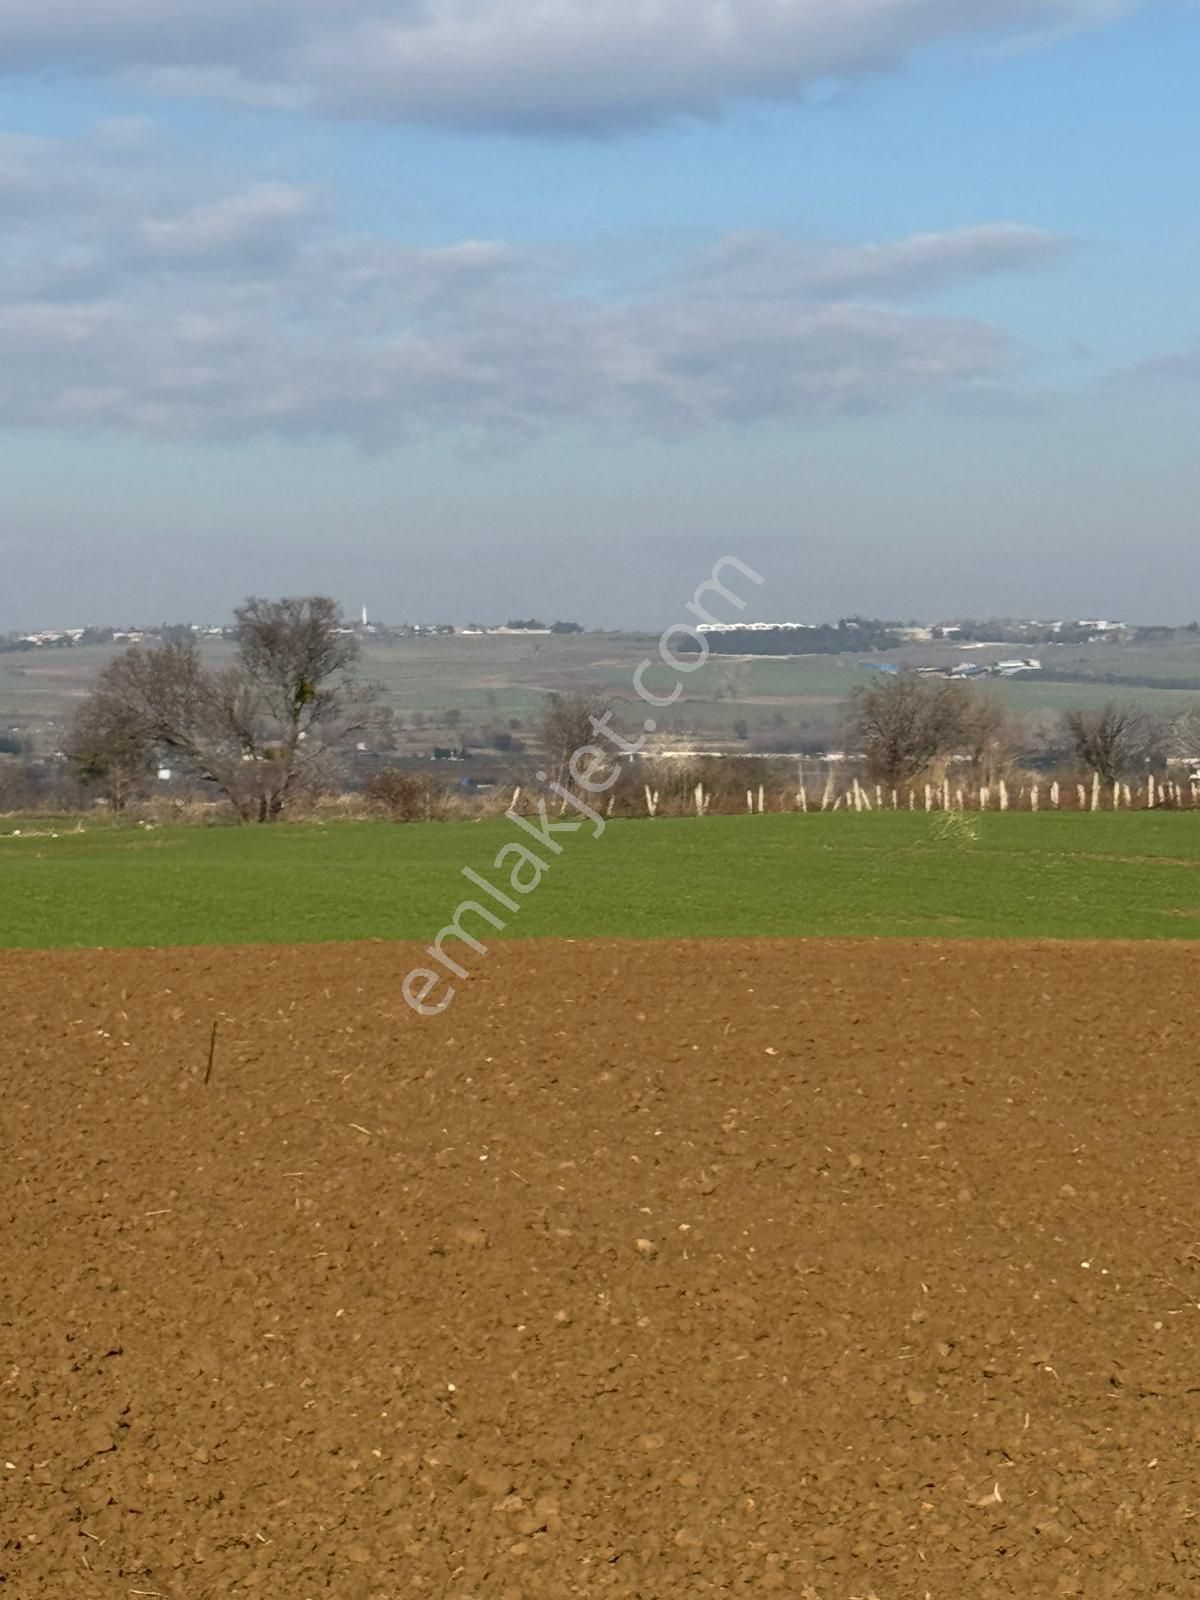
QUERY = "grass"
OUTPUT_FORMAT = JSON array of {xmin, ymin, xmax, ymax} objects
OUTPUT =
[{"xmin": 3, "ymin": 812, "xmax": 1200, "ymax": 950}]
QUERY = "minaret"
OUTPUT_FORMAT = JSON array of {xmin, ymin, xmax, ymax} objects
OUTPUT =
[{"xmin": 362, "ymin": 605, "xmax": 369, "ymax": 628}]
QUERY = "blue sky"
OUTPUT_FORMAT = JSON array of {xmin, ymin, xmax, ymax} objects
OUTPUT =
[{"xmin": 2, "ymin": 1, "xmax": 1197, "ymax": 628}]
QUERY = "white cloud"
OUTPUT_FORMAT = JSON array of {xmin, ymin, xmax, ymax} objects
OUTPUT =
[
  {"xmin": 0, "ymin": 1, "xmax": 1144, "ymax": 133},
  {"xmin": 137, "ymin": 184, "xmax": 323, "ymax": 267},
  {"xmin": 678, "ymin": 225, "xmax": 1070, "ymax": 303},
  {"xmin": 0, "ymin": 126, "xmax": 1067, "ymax": 446}
]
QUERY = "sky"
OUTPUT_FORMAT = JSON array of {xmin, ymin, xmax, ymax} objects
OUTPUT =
[{"xmin": 2, "ymin": 1, "xmax": 1198, "ymax": 631}]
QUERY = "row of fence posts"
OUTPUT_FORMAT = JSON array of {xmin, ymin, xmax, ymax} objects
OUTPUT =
[
  {"xmin": 643, "ymin": 772, "xmax": 1200, "ymax": 818},
  {"xmin": 519, "ymin": 773, "xmax": 1200, "ymax": 820}
]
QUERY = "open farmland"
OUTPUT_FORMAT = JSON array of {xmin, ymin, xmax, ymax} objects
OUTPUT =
[
  {"xmin": 4, "ymin": 812, "xmax": 1200, "ymax": 948},
  {"xmin": 4, "ymin": 938, "xmax": 1200, "ymax": 1597},
  {"xmin": 7, "ymin": 801, "xmax": 1200, "ymax": 1600},
  {"xmin": 8, "ymin": 629, "xmax": 1200, "ymax": 759}
]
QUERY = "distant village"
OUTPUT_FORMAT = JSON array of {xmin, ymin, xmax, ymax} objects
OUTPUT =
[
  {"xmin": 683, "ymin": 615, "xmax": 1158, "ymax": 672},
  {"xmin": 1, "ymin": 615, "xmax": 586, "ymax": 651}
]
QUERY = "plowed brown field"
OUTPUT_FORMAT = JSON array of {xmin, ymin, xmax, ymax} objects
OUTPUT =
[{"xmin": 3, "ymin": 939, "xmax": 1200, "ymax": 1598}]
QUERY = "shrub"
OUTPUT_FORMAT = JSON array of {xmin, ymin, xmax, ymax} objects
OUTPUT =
[{"xmin": 365, "ymin": 769, "xmax": 453, "ymax": 822}]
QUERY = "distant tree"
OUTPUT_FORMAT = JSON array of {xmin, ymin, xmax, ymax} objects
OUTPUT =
[
  {"xmin": 66, "ymin": 691, "xmax": 154, "ymax": 810},
  {"xmin": 1171, "ymin": 705, "xmax": 1200, "ymax": 760},
  {"xmin": 848, "ymin": 674, "xmax": 972, "ymax": 786},
  {"xmin": 372, "ymin": 707, "xmax": 399, "ymax": 753},
  {"xmin": 536, "ymin": 692, "xmax": 615, "ymax": 789},
  {"xmin": 70, "ymin": 595, "xmax": 377, "ymax": 822},
  {"xmin": 0, "ymin": 758, "xmax": 34, "ymax": 812},
  {"xmin": 962, "ymin": 693, "xmax": 1017, "ymax": 787},
  {"xmin": 732, "ymin": 718, "xmax": 750, "ymax": 741},
  {"xmin": 1063, "ymin": 702, "xmax": 1162, "ymax": 782},
  {"xmin": 550, "ymin": 620, "xmax": 585, "ymax": 634}
]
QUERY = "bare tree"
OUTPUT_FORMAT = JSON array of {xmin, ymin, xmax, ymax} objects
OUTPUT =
[
  {"xmin": 536, "ymin": 692, "xmax": 616, "ymax": 789},
  {"xmin": 0, "ymin": 757, "xmax": 34, "ymax": 813},
  {"xmin": 847, "ymin": 674, "xmax": 972, "ymax": 787},
  {"xmin": 962, "ymin": 693, "xmax": 1017, "ymax": 787},
  {"xmin": 1063, "ymin": 702, "xmax": 1162, "ymax": 783},
  {"xmin": 70, "ymin": 597, "xmax": 377, "ymax": 822},
  {"xmin": 232, "ymin": 596, "xmax": 376, "ymax": 819},
  {"xmin": 66, "ymin": 690, "xmax": 154, "ymax": 810},
  {"xmin": 1170, "ymin": 705, "xmax": 1200, "ymax": 764}
]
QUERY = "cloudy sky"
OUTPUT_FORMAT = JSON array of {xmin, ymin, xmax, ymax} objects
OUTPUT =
[{"xmin": 2, "ymin": 1, "xmax": 1197, "ymax": 629}]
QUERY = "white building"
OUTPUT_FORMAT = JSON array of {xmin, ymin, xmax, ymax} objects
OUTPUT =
[{"xmin": 696, "ymin": 621, "xmax": 817, "ymax": 634}]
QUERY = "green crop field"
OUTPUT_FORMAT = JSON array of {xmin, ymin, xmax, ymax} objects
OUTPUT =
[{"xmin": 2, "ymin": 812, "xmax": 1199, "ymax": 950}]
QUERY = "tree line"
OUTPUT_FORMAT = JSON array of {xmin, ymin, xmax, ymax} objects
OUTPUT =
[
  {"xmin": 847, "ymin": 674, "xmax": 1181, "ymax": 787},
  {"xmin": 49, "ymin": 598, "xmax": 1200, "ymax": 822}
]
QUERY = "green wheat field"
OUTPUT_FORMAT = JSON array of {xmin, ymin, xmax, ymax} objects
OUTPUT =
[{"xmin": 2, "ymin": 812, "xmax": 1199, "ymax": 949}]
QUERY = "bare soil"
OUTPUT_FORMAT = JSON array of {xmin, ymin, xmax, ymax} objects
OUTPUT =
[{"xmin": 3, "ymin": 939, "xmax": 1200, "ymax": 1597}]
